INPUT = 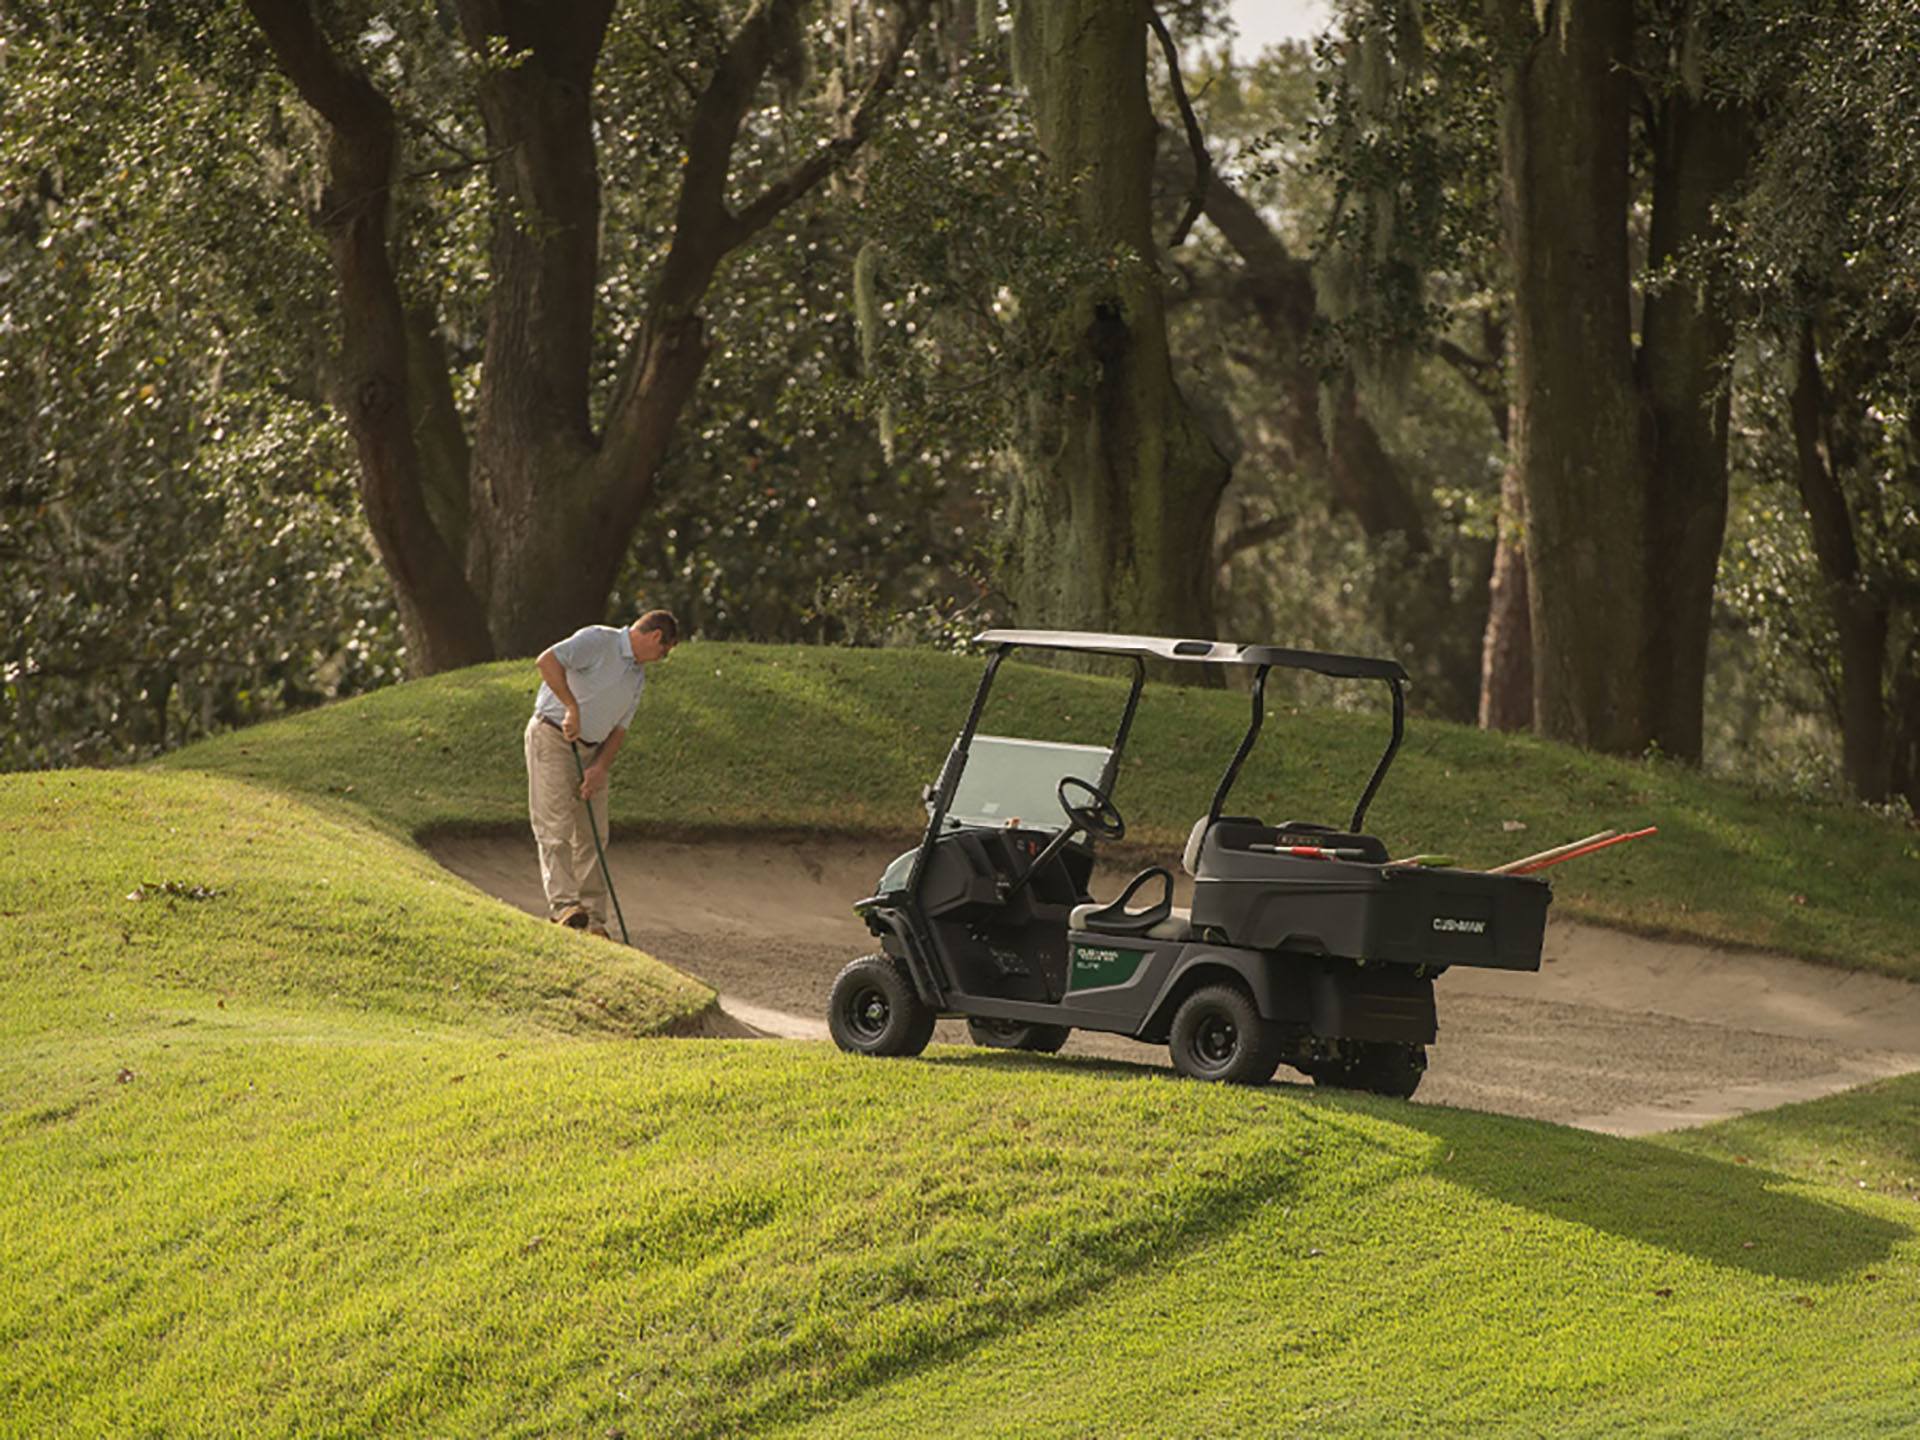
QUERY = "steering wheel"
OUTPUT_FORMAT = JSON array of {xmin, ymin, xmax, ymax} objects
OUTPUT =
[
  {"xmin": 1002, "ymin": 775, "xmax": 1127, "ymax": 906},
  {"xmin": 1059, "ymin": 776, "xmax": 1126, "ymax": 842}
]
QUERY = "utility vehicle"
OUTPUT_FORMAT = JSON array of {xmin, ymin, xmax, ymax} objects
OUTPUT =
[{"xmin": 828, "ymin": 630, "xmax": 1550, "ymax": 1097}]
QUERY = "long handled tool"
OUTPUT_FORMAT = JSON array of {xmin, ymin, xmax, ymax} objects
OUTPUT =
[
  {"xmin": 1488, "ymin": 829, "xmax": 1616, "ymax": 875},
  {"xmin": 1502, "ymin": 826, "xmax": 1657, "ymax": 876},
  {"xmin": 569, "ymin": 740, "xmax": 631, "ymax": 945}
]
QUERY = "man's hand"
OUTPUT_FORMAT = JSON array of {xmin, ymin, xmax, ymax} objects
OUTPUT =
[
  {"xmin": 579, "ymin": 762, "xmax": 608, "ymax": 802},
  {"xmin": 561, "ymin": 707, "xmax": 581, "ymax": 742}
]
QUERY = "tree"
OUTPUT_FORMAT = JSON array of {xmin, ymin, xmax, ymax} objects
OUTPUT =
[
  {"xmin": 996, "ymin": 0, "xmax": 1231, "ymax": 636},
  {"xmin": 1483, "ymin": 0, "xmax": 1751, "ymax": 758},
  {"xmin": 241, "ymin": 0, "xmax": 927, "ymax": 670},
  {"xmin": 0, "ymin": 6, "xmax": 402, "ymax": 769},
  {"xmin": 615, "ymin": 204, "xmax": 988, "ymax": 644},
  {"xmin": 1716, "ymin": 0, "xmax": 1920, "ymax": 807},
  {"xmin": 1171, "ymin": 31, "xmax": 1505, "ymax": 718}
]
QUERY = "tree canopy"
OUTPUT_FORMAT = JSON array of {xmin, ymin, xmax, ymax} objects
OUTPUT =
[{"xmin": 4, "ymin": 0, "xmax": 1916, "ymax": 809}]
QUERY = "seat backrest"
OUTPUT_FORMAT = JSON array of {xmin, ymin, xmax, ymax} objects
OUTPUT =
[{"xmin": 1182, "ymin": 816, "xmax": 1210, "ymax": 877}]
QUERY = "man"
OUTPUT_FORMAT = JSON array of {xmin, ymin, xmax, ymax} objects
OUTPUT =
[{"xmin": 526, "ymin": 608, "xmax": 679, "ymax": 936}]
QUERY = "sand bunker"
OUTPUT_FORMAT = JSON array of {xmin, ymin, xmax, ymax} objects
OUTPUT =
[{"xmin": 429, "ymin": 830, "xmax": 1920, "ymax": 1136}]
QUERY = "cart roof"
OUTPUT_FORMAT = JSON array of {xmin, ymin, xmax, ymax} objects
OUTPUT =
[{"xmin": 973, "ymin": 629, "xmax": 1408, "ymax": 683}]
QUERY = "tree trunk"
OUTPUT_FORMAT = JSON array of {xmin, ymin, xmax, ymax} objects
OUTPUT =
[
  {"xmin": 250, "ymin": 0, "xmax": 926, "ymax": 667},
  {"xmin": 1479, "ymin": 451, "xmax": 1532, "ymax": 730},
  {"xmin": 1891, "ymin": 630, "xmax": 1919, "ymax": 812},
  {"xmin": 1639, "ymin": 90, "xmax": 1751, "ymax": 761},
  {"xmin": 1004, "ymin": 0, "xmax": 1229, "ymax": 637},
  {"xmin": 245, "ymin": 0, "xmax": 495, "ymax": 673},
  {"xmin": 455, "ymin": 0, "xmax": 615, "ymax": 655},
  {"xmin": 1492, "ymin": 0, "xmax": 1650, "ymax": 754},
  {"xmin": 1788, "ymin": 322, "xmax": 1892, "ymax": 802}
]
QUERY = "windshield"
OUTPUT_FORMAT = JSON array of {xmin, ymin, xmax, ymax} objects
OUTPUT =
[{"xmin": 944, "ymin": 735, "xmax": 1113, "ymax": 833}]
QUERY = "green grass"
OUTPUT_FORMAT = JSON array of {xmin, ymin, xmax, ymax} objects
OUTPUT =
[
  {"xmin": 0, "ymin": 770, "xmax": 712, "ymax": 1044},
  {"xmin": 5, "ymin": 641, "xmax": 1918, "ymax": 1436},
  {"xmin": 163, "ymin": 641, "xmax": 1920, "ymax": 978},
  {"xmin": 5, "ymin": 1023, "xmax": 1917, "ymax": 1437}
]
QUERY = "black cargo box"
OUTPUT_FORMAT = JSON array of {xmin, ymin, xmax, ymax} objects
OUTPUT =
[{"xmin": 1190, "ymin": 849, "xmax": 1549, "ymax": 972}]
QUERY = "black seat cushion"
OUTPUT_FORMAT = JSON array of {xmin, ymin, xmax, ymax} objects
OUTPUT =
[{"xmin": 1073, "ymin": 866, "xmax": 1174, "ymax": 936}]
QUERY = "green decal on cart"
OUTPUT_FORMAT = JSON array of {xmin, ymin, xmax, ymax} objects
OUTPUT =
[{"xmin": 1069, "ymin": 943, "xmax": 1145, "ymax": 991}]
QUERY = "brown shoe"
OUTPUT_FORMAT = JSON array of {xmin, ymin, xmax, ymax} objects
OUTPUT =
[
  {"xmin": 587, "ymin": 922, "xmax": 610, "ymax": 939},
  {"xmin": 553, "ymin": 903, "xmax": 589, "ymax": 929}
]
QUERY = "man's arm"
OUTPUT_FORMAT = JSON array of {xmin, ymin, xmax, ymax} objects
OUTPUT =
[
  {"xmin": 580, "ymin": 726, "xmax": 626, "ymax": 800},
  {"xmin": 536, "ymin": 649, "xmax": 582, "ymax": 741}
]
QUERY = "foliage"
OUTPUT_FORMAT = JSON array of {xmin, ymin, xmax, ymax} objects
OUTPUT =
[
  {"xmin": 847, "ymin": 46, "xmax": 1113, "ymax": 491},
  {"xmin": 7, "ymin": 0, "xmax": 1918, "ymax": 793},
  {"xmin": 616, "ymin": 201, "xmax": 989, "ymax": 643},
  {"xmin": 0, "ymin": 7, "xmax": 403, "ymax": 770},
  {"xmin": 1301, "ymin": 0, "xmax": 1502, "ymax": 367},
  {"xmin": 1715, "ymin": 360, "xmax": 1903, "ymax": 803},
  {"xmin": 1164, "ymin": 37, "xmax": 1503, "ymax": 715},
  {"xmin": 1707, "ymin": 0, "xmax": 1920, "ymax": 804},
  {"xmin": 0, "ymin": 1, "xmax": 1000, "ymax": 757}
]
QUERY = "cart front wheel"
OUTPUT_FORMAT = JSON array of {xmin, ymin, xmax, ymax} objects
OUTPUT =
[
  {"xmin": 966, "ymin": 1017, "xmax": 1071, "ymax": 1053},
  {"xmin": 1168, "ymin": 984, "xmax": 1281, "ymax": 1085},
  {"xmin": 828, "ymin": 955, "xmax": 936, "ymax": 1058}
]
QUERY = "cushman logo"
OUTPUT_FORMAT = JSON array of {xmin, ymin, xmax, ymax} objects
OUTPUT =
[
  {"xmin": 1075, "ymin": 946, "xmax": 1122, "ymax": 966},
  {"xmin": 1433, "ymin": 916, "xmax": 1487, "ymax": 934}
]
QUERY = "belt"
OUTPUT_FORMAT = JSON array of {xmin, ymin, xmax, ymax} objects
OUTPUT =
[{"xmin": 537, "ymin": 714, "xmax": 599, "ymax": 745}]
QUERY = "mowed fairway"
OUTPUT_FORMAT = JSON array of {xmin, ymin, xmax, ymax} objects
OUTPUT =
[{"xmin": 5, "ymin": 647, "xmax": 1920, "ymax": 1436}]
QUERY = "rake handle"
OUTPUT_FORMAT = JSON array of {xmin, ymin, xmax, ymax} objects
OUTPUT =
[{"xmin": 569, "ymin": 740, "xmax": 630, "ymax": 946}]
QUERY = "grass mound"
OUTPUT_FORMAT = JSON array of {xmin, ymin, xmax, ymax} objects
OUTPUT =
[
  {"xmin": 4, "ymin": 641, "xmax": 1916, "ymax": 1435},
  {"xmin": 4, "ymin": 1033, "xmax": 1915, "ymax": 1437},
  {"xmin": 164, "ymin": 641, "xmax": 1920, "ymax": 977},
  {"xmin": 0, "ymin": 769, "xmax": 712, "ymax": 1044}
]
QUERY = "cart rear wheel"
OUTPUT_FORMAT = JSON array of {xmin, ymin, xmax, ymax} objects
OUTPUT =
[
  {"xmin": 1168, "ymin": 984, "xmax": 1281, "ymax": 1085},
  {"xmin": 828, "ymin": 955, "xmax": 936, "ymax": 1058},
  {"xmin": 1304, "ymin": 1041, "xmax": 1427, "ymax": 1100},
  {"xmin": 966, "ymin": 1017, "xmax": 1071, "ymax": 1054}
]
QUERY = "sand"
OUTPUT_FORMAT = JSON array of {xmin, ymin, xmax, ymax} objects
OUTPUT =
[{"xmin": 427, "ymin": 829, "xmax": 1920, "ymax": 1136}]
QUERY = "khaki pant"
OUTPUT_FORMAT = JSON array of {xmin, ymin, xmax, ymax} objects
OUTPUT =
[{"xmin": 524, "ymin": 715, "xmax": 610, "ymax": 925}]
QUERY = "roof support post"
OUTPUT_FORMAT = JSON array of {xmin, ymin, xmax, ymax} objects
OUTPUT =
[
  {"xmin": 1098, "ymin": 656, "xmax": 1147, "ymax": 797},
  {"xmin": 1207, "ymin": 664, "xmax": 1271, "ymax": 825},
  {"xmin": 1350, "ymin": 676, "xmax": 1406, "ymax": 832}
]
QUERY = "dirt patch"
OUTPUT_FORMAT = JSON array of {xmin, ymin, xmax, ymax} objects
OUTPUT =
[{"xmin": 428, "ymin": 830, "xmax": 1920, "ymax": 1135}]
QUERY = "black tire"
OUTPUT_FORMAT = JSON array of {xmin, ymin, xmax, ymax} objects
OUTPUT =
[
  {"xmin": 1167, "ymin": 984, "xmax": 1281, "ymax": 1085},
  {"xmin": 828, "ymin": 955, "xmax": 936, "ymax": 1058},
  {"xmin": 966, "ymin": 1017, "xmax": 1071, "ymax": 1054},
  {"xmin": 1304, "ymin": 1041, "xmax": 1427, "ymax": 1100}
]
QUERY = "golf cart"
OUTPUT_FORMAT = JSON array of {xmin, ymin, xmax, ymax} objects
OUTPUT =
[{"xmin": 827, "ymin": 630, "xmax": 1552, "ymax": 1098}]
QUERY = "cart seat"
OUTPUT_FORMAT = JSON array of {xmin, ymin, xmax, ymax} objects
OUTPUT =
[
  {"xmin": 1071, "ymin": 901, "xmax": 1191, "ymax": 942},
  {"xmin": 1070, "ymin": 866, "xmax": 1192, "ymax": 941}
]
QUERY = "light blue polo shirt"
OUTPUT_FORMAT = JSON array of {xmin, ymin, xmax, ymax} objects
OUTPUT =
[{"xmin": 534, "ymin": 625, "xmax": 646, "ymax": 745}]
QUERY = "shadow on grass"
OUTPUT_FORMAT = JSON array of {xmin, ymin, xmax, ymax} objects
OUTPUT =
[
  {"xmin": 682, "ymin": 1092, "xmax": 1371, "ymax": 1440},
  {"xmin": 934, "ymin": 1051, "xmax": 1913, "ymax": 1284},
  {"xmin": 1384, "ymin": 1101, "xmax": 1914, "ymax": 1284},
  {"xmin": 920, "ymin": 1049, "xmax": 1170, "ymax": 1084}
]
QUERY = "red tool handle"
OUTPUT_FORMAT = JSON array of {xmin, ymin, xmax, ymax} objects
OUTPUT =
[
  {"xmin": 1509, "ymin": 826, "xmax": 1658, "ymax": 875},
  {"xmin": 1249, "ymin": 843, "xmax": 1369, "ymax": 861}
]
